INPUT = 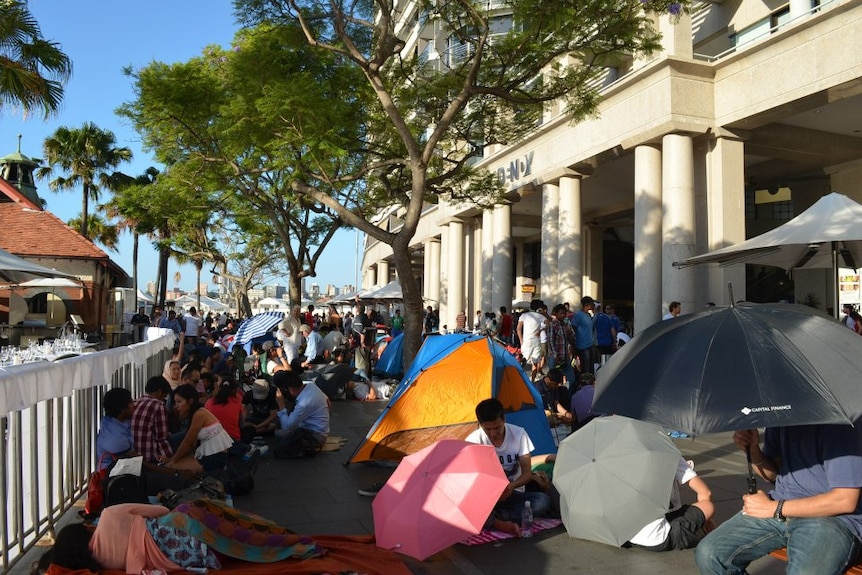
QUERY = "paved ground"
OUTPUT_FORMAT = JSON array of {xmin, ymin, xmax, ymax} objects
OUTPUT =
[{"xmin": 13, "ymin": 399, "xmax": 791, "ymax": 575}]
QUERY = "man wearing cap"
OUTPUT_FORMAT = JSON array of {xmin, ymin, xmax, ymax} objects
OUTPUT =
[
  {"xmin": 300, "ymin": 324, "xmax": 325, "ymax": 367},
  {"xmin": 241, "ymin": 379, "xmax": 279, "ymax": 442}
]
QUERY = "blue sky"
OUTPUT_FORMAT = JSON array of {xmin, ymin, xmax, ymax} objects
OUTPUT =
[{"xmin": 1, "ymin": 0, "xmax": 361, "ymax": 295}]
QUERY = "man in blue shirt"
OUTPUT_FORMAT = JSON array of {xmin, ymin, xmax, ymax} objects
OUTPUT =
[
  {"xmin": 159, "ymin": 309, "xmax": 183, "ymax": 336},
  {"xmin": 696, "ymin": 424, "xmax": 862, "ymax": 575},
  {"xmin": 96, "ymin": 388, "xmax": 137, "ymax": 469},
  {"xmin": 572, "ymin": 296, "xmax": 596, "ymax": 376},
  {"xmin": 273, "ymin": 370, "xmax": 330, "ymax": 450}
]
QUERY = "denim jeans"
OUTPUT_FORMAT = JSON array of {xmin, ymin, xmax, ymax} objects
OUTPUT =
[
  {"xmin": 695, "ymin": 511, "xmax": 860, "ymax": 575},
  {"xmin": 485, "ymin": 490, "xmax": 551, "ymax": 529}
]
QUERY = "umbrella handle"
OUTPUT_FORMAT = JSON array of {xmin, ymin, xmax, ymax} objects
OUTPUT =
[{"xmin": 745, "ymin": 446, "xmax": 758, "ymax": 495}]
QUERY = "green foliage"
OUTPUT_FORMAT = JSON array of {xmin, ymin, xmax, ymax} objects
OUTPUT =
[
  {"xmin": 38, "ymin": 122, "xmax": 132, "ymax": 238},
  {"xmin": 0, "ymin": 0, "xmax": 72, "ymax": 118}
]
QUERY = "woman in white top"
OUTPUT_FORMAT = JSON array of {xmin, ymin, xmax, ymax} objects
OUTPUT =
[{"xmin": 164, "ymin": 384, "xmax": 234, "ymax": 473}]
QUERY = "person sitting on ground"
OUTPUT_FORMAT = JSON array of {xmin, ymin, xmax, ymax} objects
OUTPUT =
[
  {"xmin": 96, "ymin": 387, "xmax": 138, "ymax": 469},
  {"xmin": 536, "ymin": 368, "xmax": 572, "ymax": 427},
  {"xmin": 627, "ymin": 457, "xmax": 715, "ymax": 551},
  {"xmin": 300, "ymin": 324, "xmax": 325, "ymax": 367},
  {"xmin": 465, "ymin": 398, "xmax": 552, "ymax": 536},
  {"xmin": 198, "ymin": 371, "xmax": 217, "ymax": 399},
  {"xmin": 162, "ymin": 358, "xmax": 182, "ymax": 391},
  {"xmin": 241, "ymin": 378, "xmax": 279, "ymax": 442},
  {"xmin": 570, "ymin": 373, "xmax": 603, "ymax": 431},
  {"xmin": 204, "ymin": 375, "xmax": 246, "ymax": 446},
  {"xmin": 322, "ymin": 327, "xmax": 348, "ymax": 361},
  {"xmin": 163, "ymin": 384, "xmax": 234, "ymax": 473},
  {"xmin": 273, "ymin": 369, "xmax": 330, "ymax": 453},
  {"xmin": 263, "ymin": 340, "xmax": 292, "ymax": 375},
  {"xmin": 181, "ymin": 364, "xmax": 203, "ymax": 396},
  {"xmin": 131, "ymin": 376, "xmax": 173, "ymax": 464}
]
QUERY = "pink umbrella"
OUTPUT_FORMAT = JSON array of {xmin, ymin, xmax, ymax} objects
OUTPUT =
[{"xmin": 372, "ymin": 439, "xmax": 509, "ymax": 560}]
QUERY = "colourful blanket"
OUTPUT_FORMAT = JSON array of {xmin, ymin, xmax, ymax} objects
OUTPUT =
[
  {"xmin": 459, "ymin": 518, "xmax": 563, "ymax": 545},
  {"xmin": 158, "ymin": 499, "xmax": 323, "ymax": 563}
]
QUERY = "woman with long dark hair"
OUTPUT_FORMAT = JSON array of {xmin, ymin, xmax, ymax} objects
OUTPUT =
[{"xmin": 163, "ymin": 384, "xmax": 234, "ymax": 473}]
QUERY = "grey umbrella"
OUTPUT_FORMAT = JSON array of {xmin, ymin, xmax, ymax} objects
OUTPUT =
[
  {"xmin": 0, "ymin": 247, "xmax": 78, "ymax": 283},
  {"xmin": 592, "ymin": 302, "xmax": 862, "ymax": 436},
  {"xmin": 553, "ymin": 415, "xmax": 681, "ymax": 547}
]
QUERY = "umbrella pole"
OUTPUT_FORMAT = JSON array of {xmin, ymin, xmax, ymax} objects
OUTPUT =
[
  {"xmin": 833, "ymin": 242, "xmax": 841, "ymax": 320},
  {"xmin": 745, "ymin": 446, "xmax": 757, "ymax": 495}
]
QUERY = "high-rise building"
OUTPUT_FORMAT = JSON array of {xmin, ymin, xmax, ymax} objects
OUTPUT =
[{"xmin": 361, "ymin": 0, "xmax": 862, "ymax": 332}]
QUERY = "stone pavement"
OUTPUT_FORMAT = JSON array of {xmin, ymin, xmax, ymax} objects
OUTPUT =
[{"xmin": 12, "ymin": 399, "xmax": 791, "ymax": 574}]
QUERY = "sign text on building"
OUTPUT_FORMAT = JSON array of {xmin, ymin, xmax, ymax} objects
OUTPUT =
[{"xmin": 495, "ymin": 151, "xmax": 534, "ymax": 185}]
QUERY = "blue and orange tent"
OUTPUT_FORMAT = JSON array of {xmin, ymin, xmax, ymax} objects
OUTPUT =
[
  {"xmin": 374, "ymin": 332, "xmax": 404, "ymax": 378},
  {"xmin": 348, "ymin": 334, "xmax": 556, "ymax": 463}
]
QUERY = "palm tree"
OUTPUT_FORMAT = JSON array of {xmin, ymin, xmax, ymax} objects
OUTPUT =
[
  {"xmin": 66, "ymin": 213, "xmax": 119, "ymax": 250},
  {"xmin": 0, "ymin": 1, "xmax": 72, "ymax": 118},
  {"xmin": 38, "ymin": 123, "xmax": 132, "ymax": 238},
  {"xmin": 104, "ymin": 167, "xmax": 160, "ymax": 298}
]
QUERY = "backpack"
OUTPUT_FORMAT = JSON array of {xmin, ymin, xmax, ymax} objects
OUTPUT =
[{"xmin": 104, "ymin": 473, "xmax": 148, "ymax": 508}]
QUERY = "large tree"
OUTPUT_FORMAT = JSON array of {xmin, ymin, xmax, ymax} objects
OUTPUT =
[
  {"xmin": 0, "ymin": 0, "xmax": 72, "ymax": 118},
  {"xmin": 118, "ymin": 25, "xmax": 368, "ymax": 306},
  {"xmin": 234, "ymin": 0, "xmax": 683, "ymax": 366},
  {"xmin": 38, "ymin": 123, "xmax": 132, "ymax": 238}
]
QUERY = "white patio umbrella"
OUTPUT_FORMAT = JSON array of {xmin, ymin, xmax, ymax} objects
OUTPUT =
[
  {"xmin": 361, "ymin": 280, "xmax": 403, "ymax": 302},
  {"xmin": 674, "ymin": 192, "xmax": 862, "ymax": 316}
]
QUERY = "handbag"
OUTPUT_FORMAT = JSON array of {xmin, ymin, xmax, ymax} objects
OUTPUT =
[
  {"xmin": 158, "ymin": 476, "xmax": 227, "ymax": 509},
  {"xmin": 83, "ymin": 452, "xmax": 116, "ymax": 518}
]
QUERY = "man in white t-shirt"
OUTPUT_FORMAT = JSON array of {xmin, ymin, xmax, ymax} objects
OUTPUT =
[
  {"xmin": 517, "ymin": 300, "xmax": 547, "ymax": 381},
  {"xmin": 466, "ymin": 398, "xmax": 552, "ymax": 536},
  {"xmin": 627, "ymin": 457, "xmax": 715, "ymax": 551},
  {"xmin": 183, "ymin": 307, "xmax": 202, "ymax": 344}
]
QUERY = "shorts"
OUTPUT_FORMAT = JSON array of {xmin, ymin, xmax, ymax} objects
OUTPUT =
[{"xmin": 522, "ymin": 342, "xmax": 543, "ymax": 364}]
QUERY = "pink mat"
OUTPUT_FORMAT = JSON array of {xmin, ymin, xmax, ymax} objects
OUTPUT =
[{"xmin": 459, "ymin": 518, "xmax": 563, "ymax": 545}]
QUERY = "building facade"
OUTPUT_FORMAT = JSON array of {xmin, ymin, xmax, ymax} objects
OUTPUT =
[{"xmin": 360, "ymin": 0, "xmax": 862, "ymax": 332}]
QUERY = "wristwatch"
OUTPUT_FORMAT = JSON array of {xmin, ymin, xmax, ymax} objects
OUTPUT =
[{"xmin": 774, "ymin": 499, "xmax": 787, "ymax": 521}]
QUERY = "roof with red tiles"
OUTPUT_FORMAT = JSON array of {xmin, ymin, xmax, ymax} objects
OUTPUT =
[{"xmin": 0, "ymin": 201, "xmax": 111, "ymax": 260}]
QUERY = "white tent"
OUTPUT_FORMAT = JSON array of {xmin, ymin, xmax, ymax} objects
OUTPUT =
[
  {"xmin": 361, "ymin": 280, "xmax": 403, "ymax": 302},
  {"xmin": 675, "ymin": 192, "xmax": 862, "ymax": 315},
  {"xmin": 0, "ymin": 247, "xmax": 78, "ymax": 283}
]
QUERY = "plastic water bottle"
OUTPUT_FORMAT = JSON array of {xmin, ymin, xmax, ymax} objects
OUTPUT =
[{"xmin": 520, "ymin": 500, "xmax": 534, "ymax": 538}]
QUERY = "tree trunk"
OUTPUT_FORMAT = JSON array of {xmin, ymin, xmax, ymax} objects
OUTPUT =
[
  {"xmin": 157, "ymin": 246, "xmax": 170, "ymax": 309},
  {"xmin": 391, "ymin": 234, "xmax": 423, "ymax": 370},
  {"xmin": 196, "ymin": 261, "xmax": 202, "ymax": 310},
  {"xmin": 288, "ymin": 275, "xmax": 302, "ymax": 308},
  {"xmin": 81, "ymin": 183, "xmax": 90, "ymax": 238},
  {"xmin": 132, "ymin": 232, "xmax": 139, "ymax": 301}
]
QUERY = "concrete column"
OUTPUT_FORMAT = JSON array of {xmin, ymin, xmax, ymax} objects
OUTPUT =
[
  {"xmin": 377, "ymin": 260, "xmax": 390, "ymax": 285},
  {"xmin": 364, "ymin": 266, "xmax": 377, "ymax": 289},
  {"xmin": 423, "ymin": 239, "xmax": 432, "ymax": 300},
  {"xmin": 558, "ymin": 176, "xmax": 583, "ymax": 307},
  {"xmin": 446, "ymin": 220, "xmax": 465, "ymax": 329},
  {"xmin": 584, "ymin": 225, "xmax": 603, "ymax": 301},
  {"xmin": 492, "ymin": 203, "xmax": 513, "ymax": 312},
  {"xmin": 481, "ymin": 209, "xmax": 495, "ymax": 311},
  {"xmin": 658, "ymin": 11, "xmax": 693, "ymax": 59},
  {"xmin": 471, "ymin": 219, "xmax": 484, "ymax": 317},
  {"xmin": 701, "ymin": 135, "xmax": 746, "ymax": 305},
  {"xmin": 662, "ymin": 133, "xmax": 696, "ymax": 319},
  {"xmin": 542, "ymin": 183, "xmax": 560, "ymax": 304},
  {"xmin": 634, "ymin": 144, "xmax": 663, "ymax": 332},
  {"xmin": 789, "ymin": 0, "xmax": 811, "ymax": 19},
  {"xmin": 427, "ymin": 238, "xmax": 441, "ymax": 308}
]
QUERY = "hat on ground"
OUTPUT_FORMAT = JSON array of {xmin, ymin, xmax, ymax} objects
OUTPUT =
[
  {"xmin": 262, "ymin": 341, "xmax": 274, "ymax": 351},
  {"xmin": 252, "ymin": 379, "xmax": 270, "ymax": 400}
]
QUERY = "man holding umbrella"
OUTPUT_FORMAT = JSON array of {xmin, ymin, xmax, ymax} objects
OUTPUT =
[{"xmin": 696, "ymin": 425, "xmax": 862, "ymax": 575}]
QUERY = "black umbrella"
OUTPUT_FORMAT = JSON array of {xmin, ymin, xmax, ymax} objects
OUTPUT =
[{"xmin": 592, "ymin": 302, "xmax": 862, "ymax": 436}]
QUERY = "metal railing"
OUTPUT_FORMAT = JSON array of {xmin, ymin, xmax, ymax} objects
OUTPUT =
[{"xmin": 0, "ymin": 335, "xmax": 173, "ymax": 573}]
